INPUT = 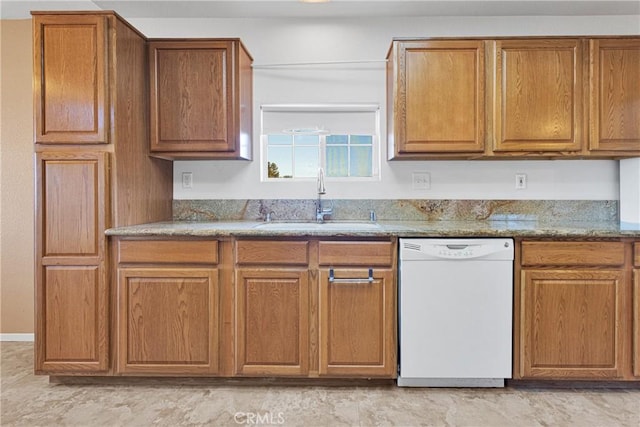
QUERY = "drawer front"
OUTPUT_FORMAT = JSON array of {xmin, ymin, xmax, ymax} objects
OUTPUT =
[
  {"xmin": 634, "ymin": 243, "xmax": 640, "ymax": 267},
  {"xmin": 521, "ymin": 241, "xmax": 625, "ymax": 267},
  {"xmin": 118, "ymin": 240, "xmax": 218, "ymax": 264},
  {"xmin": 236, "ymin": 240, "xmax": 309, "ymax": 265},
  {"xmin": 318, "ymin": 241, "xmax": 394, "ymax": 266}
]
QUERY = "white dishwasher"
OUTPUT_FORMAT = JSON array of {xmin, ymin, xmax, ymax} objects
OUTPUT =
[{"xmin": 398, "ymin": 238, "xmax": 514, "ymax": 387}]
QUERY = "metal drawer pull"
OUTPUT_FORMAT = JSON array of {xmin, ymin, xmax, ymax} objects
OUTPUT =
[{"xmin": 329, "ymin": 268, "xmax": 374, "ymax": 283}]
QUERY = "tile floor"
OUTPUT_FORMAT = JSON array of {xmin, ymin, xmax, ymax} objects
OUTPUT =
[{"xmin": 1, "ymin": 342, "xmax": 639, "ymax": 426}]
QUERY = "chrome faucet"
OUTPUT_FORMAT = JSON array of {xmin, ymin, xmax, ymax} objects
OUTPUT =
[{"xmin": 316, "ymin": 168, "xmax": 333, "ymax": 223}]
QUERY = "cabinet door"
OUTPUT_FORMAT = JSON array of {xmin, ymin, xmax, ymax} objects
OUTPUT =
[
  {"xmin": 634, "ymin": 269, "xmax": 640, "ymax": 377},
  {"xmin": 235, "ymin": 268, "xmax": 309, "ymax": 376},
  {"xmin": 319, "ymin": 268, "xmax": 396, "ymax": 377},
  {"xmin": 589, "ymin": 39, "xmax": 640, "ymax": 153},
  {"xmin": 392, "ymin": 40, "xmax": 485, "ymax": 155},
  {"xmin": 493, "ymin": 39, "xmax": 583, "ymax": 153},
  {"xmin": 520, "ymin": 269, "xmax": 626, "ymax": 379},
  {"xmin": 35, "ymin": 151, "xmax": 108, "ymax": 373},
  {"xmin": 117, "ymin": 268, "xmax": 219, "ymax": 375},
  {"xmin": 33, "ymin": 15, "xmax": 108, "ymax": 144},
  {"xmin": 149, "ymin": 41, "xmax": 234, "ymax": 153}
]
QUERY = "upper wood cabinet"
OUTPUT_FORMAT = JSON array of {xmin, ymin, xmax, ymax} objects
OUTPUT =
[
  {"xmin": 387, "ymin": 40, "xmax": 485, "ymax": 158},
  {"xmin": 589, "ymin": 38, "xmax": 640, "ymax": 154},
  {"xmin": 33, "ymin": 15, "xmax": 109, "ymax": 144},
  {"xmin": 388, "ymin": 36, "xmax": 639, "ymax": 159},
  {"xmin": 493, "ymin": 39, "xmax": 584, "ymax": 154},
  {"xmin": 148, "ymin": 40, "xmax": 253, "ymax": 160}
]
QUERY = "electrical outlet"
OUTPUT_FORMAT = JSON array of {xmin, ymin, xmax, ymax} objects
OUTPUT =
[
  {"xmin": 182, "ymin": 172, "xmax": 193, "ymax": 189},
  {"xmin": 412, "ymin": 172, "xmax": 431, "ymax": 190},
  {"xmin": 515, "ymin": 173, "xmax": 527, "ymax": 190}
]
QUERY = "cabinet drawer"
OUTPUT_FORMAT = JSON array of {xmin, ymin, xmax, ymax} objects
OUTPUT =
[
  {"xmin": 521, "ymin": 241, "xmax": 625, "ymax": 267},
  {"xmin": 634, "ymin": 243, "xmax": 640, "ymax": 267},
  {"xmin": 118, "ymin": 240, "xmax": 218, "ymax": 264},
  {"xmin": 236, "ymin": 240, "xmax": 308, "ymax": 265},
  {"xmin": 318, "ymin": 241, "xmax": 393, "ymax": 266}
]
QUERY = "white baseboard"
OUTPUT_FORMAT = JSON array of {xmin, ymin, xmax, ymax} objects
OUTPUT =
[{"xmin": 0, "ymin": 333, "xmax": 35, "ymax": 342}]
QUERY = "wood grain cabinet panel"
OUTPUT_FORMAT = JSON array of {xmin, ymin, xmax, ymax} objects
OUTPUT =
[
  {"xmin": 319, "ymin": 268, "xmax": 396, "ymax": 377},
  {"xmin": 318, "ymin": 241, "xmax": 393, "ymax": 266},
  {"xmin": 36, "ymin": 265, "xmax": 108, "ymax": 372},
  {"xmin": 117, "ymin": 268, "xmax": 219, "ymax": 375},
  {"xmin": 236, "ymin": 240, "xmax": 309, "ymax": 265},
  {"xmin": 634, "ymin": 244, "xmax": 640, "ymax": 377},
  {"xmin": 635, "ymin": 269, "xmax": 640, "ymax": 377},
  {"xmin": 33, "ymin": 15, "xmax": 108, "ymax": 144},
  {"xmin": 521, "ymin": 241, "xmax": 626, "ymax": 267},
  {"xmin": 118, "ymin": 240, "xmax": 219, "ymax": 265},
  {"xmin": 32, "ymin": 12, "xmax": 174, "ymax": 377},
  {"xmin": 149, "ymin": 40, "xmax": 252, "ymax": 159},
  {"xmin": 493, "ymin": 39, "xmax": 584, "ymax": 153},
  {"xmin": 520, "ymin": 269, "xmax": 626, "ymax": 379},
  {"xmin": 35, "ymin": 151, "xmax": 108, "ymax": 374},
  {"xmin": 387, "ymin": 40, "xmax": 485, "ymax": 158},
  {"xmin": 234, "ymin": 269, "xmax": 309, "ymax": 376},
  {"xmin": 39, "ymin": 152, "xmax": 105, "ymax": 258},
  {"xmin": 589, "ymin": 39, "xmax": 640, "ymax": 153}
]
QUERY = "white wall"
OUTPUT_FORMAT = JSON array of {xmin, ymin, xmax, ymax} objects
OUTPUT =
[
  {"xmin": 130, "ymin": 15, "xmax": 640, "ymax": 200},
  {"xmin": 620, "ymin": 158, "xmax": 640, "ymax": 226}
]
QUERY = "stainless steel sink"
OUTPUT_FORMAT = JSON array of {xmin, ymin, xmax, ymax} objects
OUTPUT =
[{"xmin": 253, "ymin": 221, "xmax": 381, "ymax": 230}]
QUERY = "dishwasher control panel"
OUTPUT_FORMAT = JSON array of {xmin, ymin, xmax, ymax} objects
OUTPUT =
[{"xmin": 401, "ymin": 239, "xmax": 513, "ymax": 261}]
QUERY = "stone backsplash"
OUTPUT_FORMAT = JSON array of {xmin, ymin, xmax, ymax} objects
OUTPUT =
[{"xmin": 173, "ymin": 199, "xmax": 618, "ymax": 223}]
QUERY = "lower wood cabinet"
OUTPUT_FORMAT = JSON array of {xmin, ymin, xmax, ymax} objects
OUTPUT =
[
  {"xmin": 516, "ymin": 240, "xmax": 635, "ymax": 380},
  {"xmin": 319, "ymin": 268, "xmax": 396, "ymax": 377},
  {"xmin": 234, "ymin": 268, "xmax": 309, "ymax": 376},
  {"xmin": 117, "ymin": 268, "xmax": 219, "ymax": 375},
  {"xmin": 35, "ymin": 151, "xmax": 109, "ymax": 374},
  {"xmin": 634, "ymin": 243, "xmax": 640, "ymax": 377},
  {"xmin": 234, "ymin": 238, "xmax": 397, "ymax": 379},
  {"xmin": 234, "ymin": 239, "xmax": 310, "ymax": 376},
  {"xmin": 520, "ymin": 269, "xmax": 626, "ymax": 379},
  {"xmin": 113, "ymin": 237, "xmax": 396, "ymax": 379},
  {"xmin": 115, "ymin": 239, "xmax": 220, "ymax": 375}
]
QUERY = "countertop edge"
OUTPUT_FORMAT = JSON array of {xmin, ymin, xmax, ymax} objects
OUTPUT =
[{"xmin": 105, "ymin": 221, "xmax": 640, "ymax": 239}]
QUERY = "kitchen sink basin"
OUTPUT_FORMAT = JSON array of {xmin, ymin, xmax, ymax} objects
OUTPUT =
[{"xmin": 254, "ymin": 221, "xmax": 381, "ymax": 230}]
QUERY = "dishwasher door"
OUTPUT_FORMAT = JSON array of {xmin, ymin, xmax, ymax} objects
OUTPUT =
[{"xmin": 398, "ymin": 238, "xmax": 514, "ymax": 387}]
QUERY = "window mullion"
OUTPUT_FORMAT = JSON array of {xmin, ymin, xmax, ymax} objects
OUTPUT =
[
  {"xmin": 347, "ymin": 135, "xmax": 351, "ymax": 178},
  {"xmin": 320, "ymin": 135, "xmax": 326, "ymax": 173}
]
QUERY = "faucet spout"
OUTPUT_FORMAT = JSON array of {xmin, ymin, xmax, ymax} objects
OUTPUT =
[
  {"xmin": 317, "ymin": 167, "xmax": 326, "ymax": 195},
  {"xmin": 316, "ymin": 168, "xmax": 332, "ymax": 223}
]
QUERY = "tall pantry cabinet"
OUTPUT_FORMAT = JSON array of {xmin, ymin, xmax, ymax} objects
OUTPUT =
[{"xmin": 32, "ymin": 12, "xmax": 173, "ymax": 373}]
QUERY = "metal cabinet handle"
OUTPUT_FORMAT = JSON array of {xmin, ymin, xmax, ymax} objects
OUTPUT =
[{"xmin": 328, "ymin": 268, "xmax": 374, "ymax": 284}]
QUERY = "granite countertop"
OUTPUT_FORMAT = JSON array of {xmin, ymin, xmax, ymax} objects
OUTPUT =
[{"xmin": 105, "ymin": 219, "xmax": 640, "ymax": 238}]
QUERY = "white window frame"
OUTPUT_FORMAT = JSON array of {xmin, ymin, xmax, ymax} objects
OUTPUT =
[{"xmin": 260, "ymin": 104, "xmax": 381, "ymax": 182}]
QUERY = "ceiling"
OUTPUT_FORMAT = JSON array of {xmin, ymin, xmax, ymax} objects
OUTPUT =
[{"xmin": 2, "ymin": 0, "xmax": 640, "ymax": 19}]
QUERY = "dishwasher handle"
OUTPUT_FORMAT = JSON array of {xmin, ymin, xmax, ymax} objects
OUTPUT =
[
  {"xmin": 446, "ymin": 244, "xmax": 469, "ymax": 250},
  {"xmin": 329, "ymin": 268, "xmax": 374, "ymax": 284}
]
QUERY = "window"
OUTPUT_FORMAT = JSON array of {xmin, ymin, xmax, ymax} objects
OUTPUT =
[{"xmin": 261, "ymin": 104, "xmax": 380, "ymax": 181}]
